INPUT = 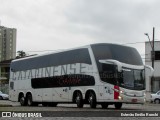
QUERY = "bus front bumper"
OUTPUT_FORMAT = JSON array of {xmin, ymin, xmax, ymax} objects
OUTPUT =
[{"xmin": 118, "ymin": 94, "xmax": 146, "ymax": 104}]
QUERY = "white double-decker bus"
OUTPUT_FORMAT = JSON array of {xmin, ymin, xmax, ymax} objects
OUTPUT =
[{"xmin": 9, "ymin": 43, "xmax": 153, "ymax": 109}]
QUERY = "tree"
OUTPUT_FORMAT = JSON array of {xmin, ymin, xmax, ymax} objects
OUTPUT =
[{"xmin": 16, "ymin": 51, "xmax": 27, "ymax": 58}]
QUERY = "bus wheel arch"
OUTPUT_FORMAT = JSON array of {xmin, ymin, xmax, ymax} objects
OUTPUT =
[
  {"xmin": 73, "ymin": 90, "xmax": 83, "ymax": 108},
  {"xmin": 85, "ymin": 90, "xmax": 97, "ymax": 108}
]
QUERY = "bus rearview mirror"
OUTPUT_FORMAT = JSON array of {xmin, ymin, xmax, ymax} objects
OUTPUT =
[{"xmin": 145, "ymin": 65, "xmax": 154, "ymax": 77}]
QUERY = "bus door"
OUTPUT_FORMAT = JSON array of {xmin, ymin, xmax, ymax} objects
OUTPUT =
[
  {"xmin": 103, "ymin": 84, "xmax": 114, "ymax": 100},
  {"xmin": 100, "ymin": 63, "xmax": 116, "ymax": 101}
]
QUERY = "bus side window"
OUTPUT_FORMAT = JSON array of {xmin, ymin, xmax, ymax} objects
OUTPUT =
[
  {"xmin": 60, "ymin": 49, "xmax": 92, "ymax": 65},
  {"xmin": 100, "ymin": 63, "xmax": 117, "ymax": 85}
]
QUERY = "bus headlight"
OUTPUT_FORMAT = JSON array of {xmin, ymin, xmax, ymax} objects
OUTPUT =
[
  {"xmin": 120, "ymin": 90, "xmax": 123, "ymax": 94},
  {"xmin": 118, "ymin": 96, "xmax": 123, "ymax": 100},
  {"xmin": 143, "ymin": 92, "xmax": 146, "ymax": 96}
]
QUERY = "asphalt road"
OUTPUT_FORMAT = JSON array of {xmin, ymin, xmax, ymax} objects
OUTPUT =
[
  {"xmin": 0, "ymin": 100, "xmax": 160, "ymax": 111},
  {"xmin": 0, "ymin": 100, "xmax": 160, "ymax": 119}
]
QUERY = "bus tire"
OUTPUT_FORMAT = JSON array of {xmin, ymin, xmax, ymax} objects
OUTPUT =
[
  {"xmin": 26, "ymin": 94, "xmax": 33, "ymax": 106},
  {"xmin": 88, "ymin": 91, "xmax": 96, "ymax": 108},
  {"xmin": 75, "ymin": 91, "xmax": 83, "ymax": 108},
  {"xmin": 101, "ymin": 103, "xmax": 108, "ymax": 109},
  {"xmin": 114, "ymin": 103, "xmax": 122, "ymax": 109},
  {"xmin": 19, "ymin": 94, "xmax": 26, "ymax": 106}
]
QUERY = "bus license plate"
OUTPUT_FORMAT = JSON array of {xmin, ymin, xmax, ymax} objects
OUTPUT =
[{"xmin": 132, "ymin": 99, "xmax": 137, "ymax": 103}]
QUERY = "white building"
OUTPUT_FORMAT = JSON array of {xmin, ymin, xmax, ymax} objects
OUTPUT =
[{"xmin": 145, "ymin": 41, "xmax": 160, "ymax": 100}]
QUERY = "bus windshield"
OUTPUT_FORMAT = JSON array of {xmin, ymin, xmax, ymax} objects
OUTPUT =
[
  {"xmin": 91, "ymin": 43, "xmax": 144, "ymax": 90},
  {"xmin": 119, "ymin": 68, "xmax": 145, "ymax": 90},
  {"xmin": 91, "ymin": 43, "xmax": 143, "ymax": 65}
]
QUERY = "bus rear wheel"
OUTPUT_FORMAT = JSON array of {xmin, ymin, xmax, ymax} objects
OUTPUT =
[
  {"xmin": 114, "ymin": 103, "xmax": 122, "ymax": 109},
  {"xmin": 19, "ymin": 95, "xmax": 26, "ymax": 106},
  {"xmin": 27, "ymin": 94, "xmax": 33, "ymax": 106},
  {"xmin": 26, "ymin": 94, "xmax": 38, "ymax": 106},
  {"xmin": 75, "ymin": 92, "xmax": 83, "ymax": 108},
  {"xmin": 88, "ymin": 92, "xmax": 96, "ymax": 108}
]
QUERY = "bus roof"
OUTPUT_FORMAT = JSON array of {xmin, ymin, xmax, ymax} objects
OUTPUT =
[{"xmin": 10, "ymin": 43, "xmax": 138, "ymax": 71}]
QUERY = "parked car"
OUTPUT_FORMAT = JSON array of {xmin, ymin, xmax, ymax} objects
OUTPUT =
[
  {"xmin": 0, "ymin": 91, "xmax": 9, "ymax": 100},
  {"xmin": 151, "ymin": 90, "xmax": 160, "ymax": 104}
]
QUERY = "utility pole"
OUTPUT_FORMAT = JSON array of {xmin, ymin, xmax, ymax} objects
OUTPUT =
[
  {"xmin": 144, "ymin": 27, "xmax": 155, "ymax": 93},
  {"xmin": 152, "ymin": 27, "xmax": 155, "ymax": 68},
  {"xmin": 151, "ymin": 27, "xmax": 155, "ymax": 93}
]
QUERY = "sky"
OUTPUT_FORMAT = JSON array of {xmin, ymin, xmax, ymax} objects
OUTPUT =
[{"xmin": 0, "ymin": 0, "xmax": 160, "ymax": 60}]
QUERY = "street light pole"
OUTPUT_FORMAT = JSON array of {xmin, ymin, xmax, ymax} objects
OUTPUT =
[
  {"xmin": 152, "ymin": 27, "xmax": 155, "ymax": 69},
  {"xmin": 145, "ymin": 27, "xmax": 155, "ymax": 93},
  {"xmin": 144, "ymin": 27, "xmax": 155, "ymax": 69}
]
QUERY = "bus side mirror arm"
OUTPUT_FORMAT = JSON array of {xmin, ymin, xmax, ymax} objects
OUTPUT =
[
  {"xmin": 99, "ymin": 59, "xmax": 122, "ymax": 72},
  {"xmin": 145, "ymin": 65, "xmax": 154, "ymax": 77}
]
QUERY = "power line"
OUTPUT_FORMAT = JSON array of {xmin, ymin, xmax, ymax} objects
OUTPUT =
[
  {"xmin": 121, "ymin": 42, "xmax": 145, "ymax": 45},
  {"xmin": 142, "ymin": 58, "xmax": 151, "ymax": 59},
  {"xmin": 24, "ymin": 42, "xmax": 146, "ymax": 53},
  {"xmin": 26, "ymin": 49, "xmax": 64, "ymax": 53},
  {"xmin": 0, "ymin": 41, "xmax": 152, "ymax": 55}
]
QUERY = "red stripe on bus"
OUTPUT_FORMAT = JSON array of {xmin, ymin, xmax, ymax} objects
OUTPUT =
[{"xmin": 114, "ymin": 85, "xmax": 119, "ymax": 99}]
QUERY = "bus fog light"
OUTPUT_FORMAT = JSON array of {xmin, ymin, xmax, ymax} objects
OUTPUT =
[{"xmin": 118, "ymin": 96, "xmax": 123, "ymax": 100}]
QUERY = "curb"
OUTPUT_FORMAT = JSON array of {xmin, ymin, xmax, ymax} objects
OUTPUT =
[{"xmin": 0, "ymin": 104, "xmax": 12, "ymax": 107}]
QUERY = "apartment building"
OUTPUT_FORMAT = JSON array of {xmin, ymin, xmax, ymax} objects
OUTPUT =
[
  {"xmin": 0, "ymin": 26, "xmax": 16, "ymax": 61},
  {"xmin": 0, "ymin": 26, "xmax": 16, "ymax": 93}
]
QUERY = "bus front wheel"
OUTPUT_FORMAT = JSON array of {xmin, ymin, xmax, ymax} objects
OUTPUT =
[{"xmin": 114, "ymin": 103, "xmax": 122, "ymax": 109}]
